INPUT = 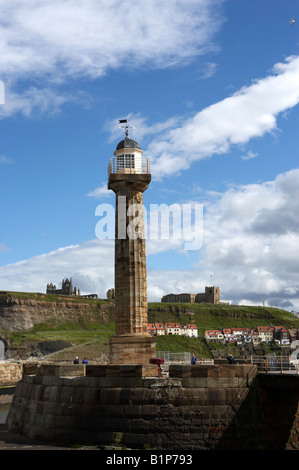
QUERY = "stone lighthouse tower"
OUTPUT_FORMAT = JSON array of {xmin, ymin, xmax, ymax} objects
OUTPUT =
[{"xmin": 108, "ymin": 121, "xmax": 156, "ymax": 364}]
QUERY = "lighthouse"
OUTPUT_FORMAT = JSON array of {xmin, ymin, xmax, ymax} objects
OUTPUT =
[{"xmin": 108, "ymin": 121, "xmax": 156, "ymax": 364}]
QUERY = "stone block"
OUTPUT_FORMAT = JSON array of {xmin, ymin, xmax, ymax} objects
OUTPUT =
[
  {"xmin": 38, "ymin": 364, "xmax": 85, "ymax": 377},
  {"xmin": 23, "ymin": 363, "xmax": 39, "ymax": 376},
  {"xmin": 59, "ymin": 365, "xmax": 86, "ymax": 377},
  {"xmin": 86, "ymin": 365, "xmax": 107, "ymax": 377},
  {"xmin": 109, "ymin": 335, "xmax": 156, "ymax": 366},
  {"xmin": 142, "ymin": 365, "xmax": 158, "ymax": 377},
  {"xmin": 112, "ymin": 365, "xmax": 143, "ymax": 377},
  {"xmin": 99, "ymin": 387, "xmax": 122, "ymax": 405},
  {"xmin": 169, "ymin": 364, "xmax": 243, "ymax": 379},
  {"xmin": 38, "ymin": 364, "xmax": 56, "ymax": 376},
  {"xmin": 56, "ymin": 385, "xmax": 75, "ymax": 403},
  {"xmin": 131, "ymin": 388, "xmax": 145, "ymax": 403},
  {"xmin": 86, "ymin": 364, "xmax": 157, "ymax": 378},
  {"xmin": 207, "ymin": 377, "xmax": 239, "ymax": 388},
  {"xmin": 169, "ymin": 365, "xmax": 192, "ymax": 378},
  {"xmin": 123, "ymin": 404, "xmax": 143, "ymax": 418},
  {"xmin": 213, "ymin": 405, "xmax": 230, "ymax": 418},
  {"xmin": 23, "ymin": 374, "xmax": 34, "ymax": 384},
  {"xmin": 169, "ymin": 364, "xmax": 256, "ymax": 380},
  {"xmin": 40, "ymin": 375, "xmax": 63, "ymax": 386},
  {"xmin": 96, "ymin": 376, "xmax": 144, "ymax": 388},
  {"xmin": 32, "ymin": 374, "xmax": 43, "ymax": 384},
  {"xmin": 207, "ymin": 365, "xmax": 234, "ymax": 378},
  {"xmin": 206, "ymin": 388, "xmax": 227, "ymax": 405},
  {"xmin": 180, "ymin": 378, "xmax": 208, "ymax": 388},
  {"xmin": 139, "ymin": 404, "xmax": 159, "ymax": 417}
]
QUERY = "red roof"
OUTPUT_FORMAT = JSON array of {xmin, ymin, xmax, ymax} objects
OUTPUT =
[
  {"xmin": 258, "ymin": 326, "xmax": 274, "ymax": 332},
  {"xmin": 232, "ymin": 328, "xmax": 251, "ymax": 333},
  {"xmin": 166, "ymin": 323, "xmax": 182, "ymax": 328}
]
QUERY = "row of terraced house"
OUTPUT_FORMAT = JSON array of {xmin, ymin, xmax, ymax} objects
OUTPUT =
[
  {"xmin": 205, "ymin": 326, "xmax": 299, "ymax": 346},
  {"xmin": 148, "ymin": 323, "xmax": 198, "ymax": 338}
]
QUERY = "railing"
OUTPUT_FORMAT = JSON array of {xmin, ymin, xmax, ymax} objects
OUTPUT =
[
  {"xmin": 156, "ymin": 351, "xmax": 190, "ymax": 373},
  {"xmin": 211, "ymin": 352, "xmax": 299, "ymax": 374},
  {"xmin": 156, "ymin": 351, "xmax": 214, "ymax": 373},
  {"xmin": 251, "ymin": 355, "xmax": 299, "ymax": 374},
  {"xmin": 108, "ymin": 156, "xmax": 150, "ymax": 177}
]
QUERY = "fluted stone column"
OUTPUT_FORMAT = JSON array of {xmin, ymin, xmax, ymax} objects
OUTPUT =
[{"xmin": 108, "ymin": 150, "xmax": 156, "ymax": 365}]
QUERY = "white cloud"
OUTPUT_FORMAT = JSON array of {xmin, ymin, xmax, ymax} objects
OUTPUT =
[
  {"xmin": 0, "ymin": 240, "xmax": 114, "ymax": 297},
  {"xmin": 0, "ymin": 243, "xmax": 9, "ymax": 252},
  {"xmin": 0, "ymin": 85, "xmax": 73, "ymax": 118},
  {"xmin": 0, "ymin": 0, "xmax": 224, "ymax": 116},
  {"xmin": 197, "ymin": 61, "xmax": 218, "ymax": 79},
  {"xmin": 195, "ymin": 168, "xmax": 299, "ymax": 309},
  {"xmin": 148, "ymin": 169, "xmax": 299, "ymax": 311},
  {"xmin": 104, "ymin": 113, "xmax": 183, "ymax": 145},
  {"xmin": 0, "ymin": 237, "xmax": 188, "ymax": 298},
  {"xmin": 241, "ymin": 150, "xmax": 258, "ymax": 161},
  {"xmin": 86, "ymin": 182, "xmax": 112, "ymax": 199},
  {"xmin": 0, "ymin": 154, "xmax": 13, "ymax": 164},
  {"xmin": 1, "ymin": 169, "xmax": 299, "ymax": 310},
  {"xmin": 145, "ymin": 55, "xmax": 299, "ymax": 178}
]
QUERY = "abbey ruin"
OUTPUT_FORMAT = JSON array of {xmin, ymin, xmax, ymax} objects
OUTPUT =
[
  {"xmin": 161, "ymin": 286, "xmax": 228, "ymax": 305},
  {"xmin": 46, "ymin": 278, "xmax": 98, "ymax": 299}
]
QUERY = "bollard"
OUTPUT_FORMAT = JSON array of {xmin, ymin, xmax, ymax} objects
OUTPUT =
[{"xmin": 149, "ymin": 358, "xmax": 164, "ymax": 377}]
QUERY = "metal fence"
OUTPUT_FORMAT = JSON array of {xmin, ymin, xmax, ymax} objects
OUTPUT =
[
  {"xmin": 156, "ymin": 351, "xmax": 214, "ymax": 372},
  {"xmin": 251, "ymin": 355, "xmax": 299, "ymax": 374},
  {"xmin": 108, "ymin": 156, "xmax": 150, "ymax": 176},
  {"xmin": 156, "ymin": 351, "xmax": 299, "ymax": 374},
  {"xmin": 156, "ymin": 351, "xmax": 191, "ymax": 372}
]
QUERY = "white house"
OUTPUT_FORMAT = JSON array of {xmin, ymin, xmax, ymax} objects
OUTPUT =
[
  {"xmin": 165, "ymin": 323, "xmax": 183, "ymax": 335},
  {"xmin": 205, "ymin": 330, "xmax": 224, "ymax": 342},
  {"xmin": 181, "ymin": 324, "xmax": 198, "ymax": 338}
]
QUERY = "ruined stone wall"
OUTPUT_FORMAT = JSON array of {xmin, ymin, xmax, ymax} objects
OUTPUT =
[
  {"xmin": 0, "ymin": 363, "xmax": 22, "ymax": 385},
  {"xmin": 162, "ymin": 287, "xmax": 220, "ymax": 304}
]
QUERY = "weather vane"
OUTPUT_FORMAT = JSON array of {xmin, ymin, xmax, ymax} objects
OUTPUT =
[{"xmin": 119, "ymin": 118, "xmax": 135, "ymax": 138}]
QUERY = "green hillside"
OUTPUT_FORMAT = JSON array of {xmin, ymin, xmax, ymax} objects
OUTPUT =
[
  {"xmin": 2, "ymin": 291, "xmax": 298, "ymax": 332},
  {"xmin": 148, "ymin": 302, "xmax": 299, "ymax": 334},
  {"xmin": 1, "ymin": 291, "xmax": 299, "ymax": 360}
]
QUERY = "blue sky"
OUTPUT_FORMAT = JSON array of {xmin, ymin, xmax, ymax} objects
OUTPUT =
[{"xmin": 0, "ymin": 0, "xmax": 299, "ymax": 310}]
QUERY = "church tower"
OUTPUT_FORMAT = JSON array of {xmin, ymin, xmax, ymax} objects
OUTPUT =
[{"xmin": 108, "ymin": 121, "xmax": 156, "ymax": 364}]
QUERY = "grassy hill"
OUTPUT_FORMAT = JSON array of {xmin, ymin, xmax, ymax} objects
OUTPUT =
[
  {"xmin": 148, "ymin": 302, "xmax": 299, "ymax": 334},
  {"xmin": 1, "ymin": 291, "xmax": 299, "ymax": 360}
]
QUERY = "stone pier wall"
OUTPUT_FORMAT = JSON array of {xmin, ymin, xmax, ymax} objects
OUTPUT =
[{"xmin": 6, "ymin": 364, "xmax": 259, "ymax": 450}]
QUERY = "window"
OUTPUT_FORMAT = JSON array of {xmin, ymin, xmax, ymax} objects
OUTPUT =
[{"xmin": 116, "ymin": 154, "xmax": 135, "ymax": 170}]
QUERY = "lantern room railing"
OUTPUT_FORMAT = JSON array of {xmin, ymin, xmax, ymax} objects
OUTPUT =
[{"xmin": 108, "ymin": 156, "xmax": 150, "ymax": 177}]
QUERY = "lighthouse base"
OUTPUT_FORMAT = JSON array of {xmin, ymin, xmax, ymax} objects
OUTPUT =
[{"xmin": 109, "ymin": 334, "xmax": 156, "ymax": 366}]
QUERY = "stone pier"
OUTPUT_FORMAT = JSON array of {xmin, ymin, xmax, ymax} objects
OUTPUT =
[{"xmin": 7, "ymin": 363, "xmax": 259, "ymax": 450}]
